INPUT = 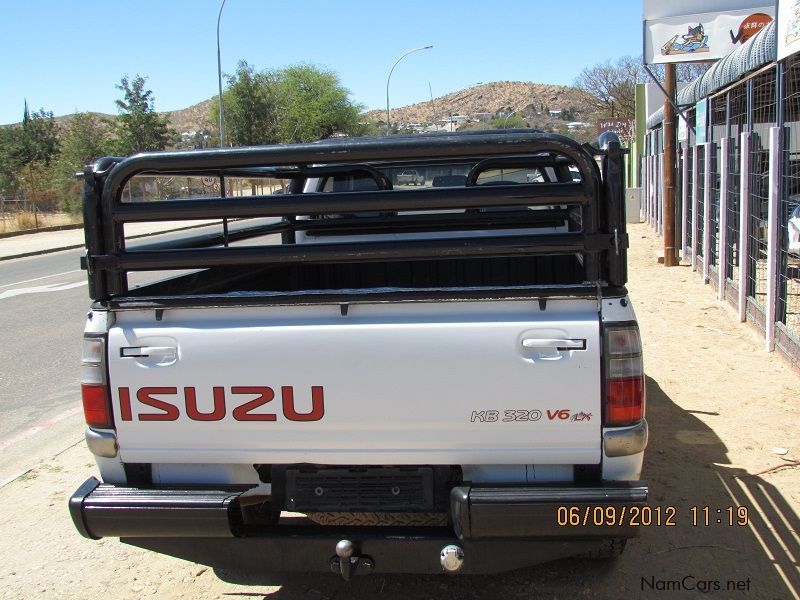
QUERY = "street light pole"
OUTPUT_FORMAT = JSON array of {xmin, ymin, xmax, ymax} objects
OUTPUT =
[
  {"xmin": 216, "ymin": 0, "xmax": 229, "ymax": 247},
  {"xmin": 448, "ymin": 82, "xmax": 482, "ymax": 133},
  {"xmin": 216, "ymin": 0, "xmax": 227, "ymax": 149},
  {"xmin": 385, "ymin": 45, "xmax": 433, "ymax": 135},
  {"xmin": 428, "ymin": 81, "xmax": 437, "ymax": 128}
]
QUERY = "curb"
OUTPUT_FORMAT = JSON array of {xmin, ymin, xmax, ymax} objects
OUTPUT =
[
  {"xmin": 0, "ymin": 223, "xmax": 83, "ymax": 240},
  {"xmin": 0, "ymin": 222, "xmax": 222, "ymax": 263},
  {"xmin": 0, "ymin": 243, "xmax": 87, "ymax": 262}
]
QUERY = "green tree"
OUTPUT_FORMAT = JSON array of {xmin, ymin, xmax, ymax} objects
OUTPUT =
[
  {"xmin": 276, "ymin": 64, "xmax": 363, "ymax": 143},
  {"xmin": 114, "ymin": 75, "xmax": 172, "ymax": 154},
  {"xmin": 0, "ymin": 105, "xmax": 59, "ymax": 198},
  {"xmin": 22, "ymin": 107, "xmax": 60, "ymax": 165},
  {"xmin": 210, "ymin": 60, "xmax": 279, "ymax": 147},
  {"xmin": 0, "ymin": 126, "xmax": 24, "ymax": 196},
  {"xmin": 55, "ymin": 113, "xmax": 111, "ymax": 214},
  {"xmin": 489, "ymin": 114, "xmax": 524, "ymax": 129},
  {"xmin": 18, "ymin": 159, "xmax": 57, "ymax": 219}
]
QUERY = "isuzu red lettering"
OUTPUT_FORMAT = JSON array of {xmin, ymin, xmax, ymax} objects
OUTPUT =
[{"xmin": 69, "ymin": 131, "xmax": 648, "ymax": 579}]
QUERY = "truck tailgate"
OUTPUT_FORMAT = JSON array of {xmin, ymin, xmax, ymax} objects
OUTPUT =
[{"xmin": 107, "ymin": 299, "xmax": 601, "ymax": 465}]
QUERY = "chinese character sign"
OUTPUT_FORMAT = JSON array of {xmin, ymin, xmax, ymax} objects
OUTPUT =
[{"xmin": 645, "ymin": 7, "xmax": 774, "ymax": 64}]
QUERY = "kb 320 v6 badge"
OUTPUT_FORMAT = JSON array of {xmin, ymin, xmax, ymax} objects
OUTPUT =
[{"xmin": 469, "ymin": 409, "xmax": 592, "ymax": 423}]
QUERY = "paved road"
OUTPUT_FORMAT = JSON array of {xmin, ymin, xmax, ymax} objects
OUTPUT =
[
  {"xmin": 0, "ymin": 221, "xmax": 269, "ymax": 483},
  {"xmin": 0, "ymin": 247, "xmax": 88, "ymax": 483}
]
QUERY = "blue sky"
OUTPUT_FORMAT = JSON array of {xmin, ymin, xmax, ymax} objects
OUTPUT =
[{"xmin": 0, "ymin": 0, "xmax": 644, "ymax": 126}]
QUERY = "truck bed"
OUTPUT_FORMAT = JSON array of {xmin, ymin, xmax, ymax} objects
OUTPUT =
[{"xmin": 126, "ymin": 254, "xmax": 586, "ymax": 300}]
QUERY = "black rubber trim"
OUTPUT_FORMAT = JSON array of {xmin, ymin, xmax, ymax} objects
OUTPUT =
[
  {"xmin": 450, "ymin": 482, "xmax": 648, "ymax": 541},
  {"xmin": 103, "ymin": 285, "xmax": 629, "ymax": 311},
  {"xmin": 70, "ymin": 480, "xmax": 243, "ymax": 539},
  {"xmin": 68, "ymin": 477, "xmax": 101, "ymax": 539}
]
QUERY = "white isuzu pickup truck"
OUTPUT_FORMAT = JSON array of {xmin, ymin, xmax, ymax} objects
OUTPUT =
[{"xmin": 69, "ymin": 130, "xmax": 647, "ymax": 579}]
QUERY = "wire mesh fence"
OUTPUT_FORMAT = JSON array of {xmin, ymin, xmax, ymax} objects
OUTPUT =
[
  {"xmin": 697, "ymin": 144, "xmax": 706, "ymax": 261},
  {"xmin": 644, "ymin": 60, "xmax": 800, "ymax": 365},
  {"xmin": 727, "ymin": 83, "xmax": 747, "ymax": 285},
  {"xmin": 747, "ymin": 70, "xmax": 777, "ymax": 309},
  {"xmin": 781, "ymin": 55, "xmax": 800, "ymax": 340},
  {"xmin": 686, "ymin": 144, "xmax": 694, "ymax": 253},
  {"xmin": 710, "ymin": 98, "xmax": 726, "ymax": 267}
]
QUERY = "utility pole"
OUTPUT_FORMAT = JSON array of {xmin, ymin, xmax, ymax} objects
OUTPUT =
[
  {"xmin": 663, "ymin": 63, "xmax": 678, "ymax": 266},
  {"xmin": 429, "ymin": 82, "xmax": 437, "ymax": 127}
]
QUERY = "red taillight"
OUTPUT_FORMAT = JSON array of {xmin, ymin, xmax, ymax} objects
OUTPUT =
[
  {"xmin": 605, "ymin": 376, "xmax": 645, "ymax": 426},
  {"xmin": 81, "ymin": 336, "xmax": 114, "ymax": 429},
  {"xmin": 82, "ymin": 384, "xmax": 113, "ymax": 428},
  {"xmin": 604, "ymin": 324, "xmax": 645, "ymax": 427}
]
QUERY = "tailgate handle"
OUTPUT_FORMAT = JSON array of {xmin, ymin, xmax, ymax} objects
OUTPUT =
[
  {"xmin": 120, "ymin": 346, "xmax": 177, "ymax": 359},
  {"xmin": 521, "ymin": 338, "xmax": 586, "ymax": 351}
]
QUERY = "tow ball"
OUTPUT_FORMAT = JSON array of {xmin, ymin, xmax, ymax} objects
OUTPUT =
[{"xmin": 330, "ymin": 539, "xmax": 374, "ymax": 580}]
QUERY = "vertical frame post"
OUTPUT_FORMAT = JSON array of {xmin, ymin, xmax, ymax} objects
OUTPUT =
[
  {"xmin": 651, "ymin": 155, "xmax": 656, "ymax": 228},
  {"xmin": 739, "ymin": 131, "xmax": 751, "ymax": 322},
  {"xmin": 659, "ymin": 152, "xmax": 665, "ymax": 235},
  {"xmin": 766, "ymin": 126, "xmax": 781, "ymax": 351},
  {"xmin": 703, "ymin": 141, "xmax": 712, "ymax": 282},
  {"xmin": 642, "ymin": 156, "xmax": 653, "ymax": 225},
  {"xmin": 681, "ymin": 145, "xmax": 689, "ymax": 258},
  {"xmin": 718, "ymin": 137, "xmax": 729, "ymax": 299},
  {"xmin": 691, "ymin": 145, "xmax": 699, "ymax": 271},
  {"xmin": 641, "ymin": 155, "xmax": 647, "ymax": 223}
]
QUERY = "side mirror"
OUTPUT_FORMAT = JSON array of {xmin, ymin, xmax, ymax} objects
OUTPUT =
[{"xmin": 598, "ymin": 131, "xmax": 621, "ymax": 150}]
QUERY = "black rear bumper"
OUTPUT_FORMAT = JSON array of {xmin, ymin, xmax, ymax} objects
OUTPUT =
[{"xmin": 70, "ymin": 477, "xmax": 647, "ymax": 574}]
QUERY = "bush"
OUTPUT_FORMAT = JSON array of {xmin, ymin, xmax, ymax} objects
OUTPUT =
[{"xmin": 16, "ymin": 211, "xmax": 38, "ymax": 230}]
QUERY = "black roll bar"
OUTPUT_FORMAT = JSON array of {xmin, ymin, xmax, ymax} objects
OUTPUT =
[{"xmin": 82, "ymin": 131, "xmax": 626, "ymax": 301}]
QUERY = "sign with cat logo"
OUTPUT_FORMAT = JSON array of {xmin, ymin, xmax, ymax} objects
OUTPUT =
[
  {"xmin": 644, "ymin": 1, "xmax": 775, "ymax": 64},
  {"xmin": 778, "ymin": 0, "xmax": 800, "ymax": 60}
]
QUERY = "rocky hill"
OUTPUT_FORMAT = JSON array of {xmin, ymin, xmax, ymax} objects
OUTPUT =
[
  {"xmin": 11, "ymin": 81, "xmax": 597, "ymax": 138},
  {"xmin": 165, "ymin": 99, "xmax": 214, "ymax": 134},
  {"xmin": 365, "ymin": 81, "xmax": 595, "ymax": 124},
  {"xmin": 18, "ymin": 100, "xmax": 213, "ymax": 136}
]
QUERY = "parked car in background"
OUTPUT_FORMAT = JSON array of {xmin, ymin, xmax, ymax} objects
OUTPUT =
[{"xmin": 397, "ymin": 169, "xmax": 425, "ymax": 185}]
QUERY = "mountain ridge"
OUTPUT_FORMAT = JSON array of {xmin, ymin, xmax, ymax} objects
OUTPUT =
[{"xmin": 8, "ymin": 81, "xmax": 597, "ymax": 136}]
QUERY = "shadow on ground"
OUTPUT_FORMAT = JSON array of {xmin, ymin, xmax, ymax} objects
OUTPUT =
[{"xmin": 148, "ymin": 376, "xmax": 800, "ymax": 599}]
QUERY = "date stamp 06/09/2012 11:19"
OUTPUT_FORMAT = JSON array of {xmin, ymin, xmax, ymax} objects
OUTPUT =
[{"xmin": 556, "ymin": 505, "xmax": 750, "ymax": 528}]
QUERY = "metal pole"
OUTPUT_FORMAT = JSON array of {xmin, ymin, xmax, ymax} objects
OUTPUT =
[
  {"xmin": 663, "ymin": 63, "xmax": 678, "ymax": 266},
  {"xmin": 703, "ymin": 141, "xmax": 712, "ymax": 281},
  {"xmin": 765, "ymin": 126, "xmax": 781, "ymax": 351},
  {"xmin": 385, "ymin": 45, "xmax": 433, "ymax": 135},
  {"xmin": 738, "ymin": 131, "xmax": 751, "ymax": 321},
  {"xmin": 448, "ymin": 82, "xmax": 482, "ymax": 133},
  {"xmin": 216, "ymin": 0, "xmax": 229, "ymax": 245},
  {"xmin": 718, "ymin": 136, "xmax": 729, "ymax": 299},
  {"xmin": 691, "ymin": 144, "xmax": 699, "ymax": 271},
  {"xmin": 216, "ymin": 0, "xmax": 227, "ymax": 148},
  {"xmin": 429, "ymin": 81, "xmax": 437, "ymax": 127},
  {"xmin": 681, "ymin": 144, "xmax": 689, "ymax": 258}
]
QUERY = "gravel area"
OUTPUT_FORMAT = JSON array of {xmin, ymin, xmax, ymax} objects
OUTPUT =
[{"xmin": 0, "ymin": 222, "xmax": 798, "ymax": 599}]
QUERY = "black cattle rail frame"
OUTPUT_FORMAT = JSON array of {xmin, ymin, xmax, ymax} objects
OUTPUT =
[{"xmin": 80, "ymin": 131, "xmax": 628, "ymax": 303}]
